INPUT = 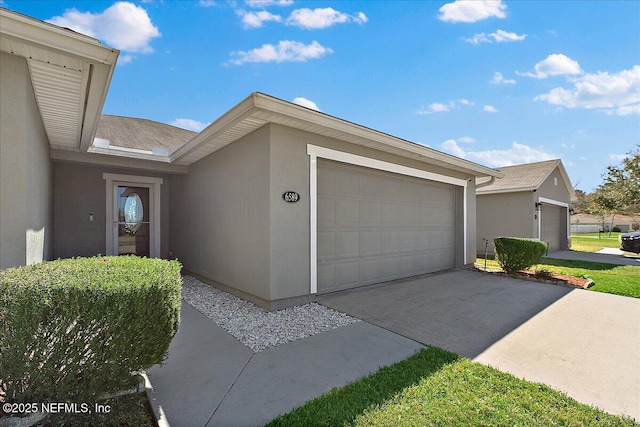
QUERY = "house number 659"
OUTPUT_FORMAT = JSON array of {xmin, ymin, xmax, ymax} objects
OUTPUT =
[{"xmin": 282, "ymin": 191, "xmax": 300, "ymax": 203}]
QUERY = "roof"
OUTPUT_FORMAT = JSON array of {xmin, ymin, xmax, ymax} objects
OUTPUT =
[
  {"xmin": 90, "ymin": 115, "xmax": 196, "ymax": 160},
  {"xmin": 169, "ymin": 92, "xmax": 503, "ymax": 178},
  {"xmin": 476, "ymin": 159, "xmax": 575, "ymax": 200},
  {"xmin": 0, "ymin": 8, "xmax": 119, "ymax": 152}
]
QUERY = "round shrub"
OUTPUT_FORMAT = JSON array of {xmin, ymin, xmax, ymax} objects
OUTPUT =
[
  {"xmin": 494, "ymin": 237, "xmax": 547, "ymax": 274},
  {"xmin": 0, "ymin": 256, "xmax": 182, "ymax": 405}
]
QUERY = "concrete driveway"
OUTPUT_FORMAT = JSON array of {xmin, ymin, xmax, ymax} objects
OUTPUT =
[
  {"xmin": 319, "ymin": 269, "xmax": 640, "ymax": 421},
  {"xmin": 547, "ymin": 249, "xmax": 640, "ymax": 266}
]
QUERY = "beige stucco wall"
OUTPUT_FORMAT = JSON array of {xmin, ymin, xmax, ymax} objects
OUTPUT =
[
  {"xmin": 476, "ymin": 191, "xmax": 536, "ymax": 254},
  {"xmin": 169, "ymin": 125, "xmax": 271, "ymax": 301},
  {"xmin": 0, "ymin": 52, "xmax": 53, "ymax": 269},
  {"xmin": 53, "ymin": 162, "xmax": 170, "ymax": 259}
]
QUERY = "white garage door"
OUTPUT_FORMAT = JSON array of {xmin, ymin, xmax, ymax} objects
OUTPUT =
[
  {"xmin": 541, "ymin": 204, "xmax": 563, "ymax": 252},
  {"xmin": 317, "ymin": 159, "xmax": 457, "ymax": 293}
]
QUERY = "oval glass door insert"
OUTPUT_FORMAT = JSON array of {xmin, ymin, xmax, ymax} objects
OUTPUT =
[{"xmin": 123, "ymin": 192, "xmax": 144, "ymax": 234}]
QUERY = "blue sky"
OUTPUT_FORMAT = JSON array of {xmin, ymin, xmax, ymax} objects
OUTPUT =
[{"xmin": 4, "ymin": 0, "xmax": 639, "ymax": 192}]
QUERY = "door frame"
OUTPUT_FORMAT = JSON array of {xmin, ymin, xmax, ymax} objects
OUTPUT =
[
  {"xmin": 307, "ymin": 144, "xmax": 468, "ymax": 294},
  {"xmin": 103, "ymin": 173, "xmax": 163, "ymax": 257}
]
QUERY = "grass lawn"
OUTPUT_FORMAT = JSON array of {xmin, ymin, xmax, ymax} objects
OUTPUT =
[
  {"xmin": 475, "ymin": 258, "xmax": 640, "ymax": 299},
  {"xmin": 571, "ymin": 232, "xmax": 622, "ymax": 252},
  {"xmin": 268, "ymin": 347, "xmax": 637, "ymax": 427}
]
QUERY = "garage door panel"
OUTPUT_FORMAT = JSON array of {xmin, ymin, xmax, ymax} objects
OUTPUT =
[
  {"xmin": 359, "ymin": 201, "xmax": 381, "ymax": 225},
  {"xmin": 336, "ymin": 200, "xmax": 359, "ymax": 225},
  {"xmin": 317, "ymin": 197, "xmax": 335, "ymax": 227},
  {"xmin": 381, "ymin": 230, "xmax": 399, "ymax": 253},
  {"xmin": 317, "ymin": 231, "xmax": 335, "ymax": 258},
  {"xmin": 541, "ymin": 204, "xmax": 564, "ymax": 252},
  {"xmin": 381, "ymin": 204, "xmax": 399, "ymax": 224},
  {"xmin": 360, "ymin": 231, "xmax": 381, "ymax": 255},
  {"xmin": 337, "ymin": 231, "xmax": 360, "ymax": 257},
  {"xmin": 317, "ymin": 159, "xmax": 457, "ymax": 293}
]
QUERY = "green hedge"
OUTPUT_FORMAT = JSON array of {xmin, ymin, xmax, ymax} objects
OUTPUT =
[
  {"xmin": 494, "ymin": 237, "xmax": 547, "ymax": 274},
  {"xmin": 0, "ymin": 256, "xmax": 182, "ymax": 405}
]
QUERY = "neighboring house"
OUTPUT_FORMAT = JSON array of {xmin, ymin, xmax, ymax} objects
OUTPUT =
[
  {"xmin": 476, "ymin": 159, "xmax": 576, "ymax": 255},
  {"xmin": 570, "ymin": 213, "xmax": 639, "ymax": 233},
  {"xmin": 1, "ymin": 9, "xmax": 503, "ymax": 309}
]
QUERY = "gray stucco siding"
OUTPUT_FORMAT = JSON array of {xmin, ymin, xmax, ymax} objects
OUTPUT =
[
  {"xmin": 53, "ymin": 162, "xmax": 170, "ymax": 260},
  {"xmin": 0, "ymin": 52, "xmax": 53, "ymax": 269},
  {"xmin": 476, "ymin": 191, "xmax": 535, "ymax": 254},
  {"xmin": 537, "ymin": 169, "xmax": 571, "ymax": 204},
  {"xmin": 169, "ymin": 125, "xmax": 271, "ymax": 301}
]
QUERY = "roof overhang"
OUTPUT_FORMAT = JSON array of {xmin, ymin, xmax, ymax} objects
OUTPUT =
[
  {"xmin": 171, "ymin": 92, "xmax": 504, "ymax": 178},
  {"xmin": 0, "ymin": 8, "xmax": 119, "ymax": 152}
]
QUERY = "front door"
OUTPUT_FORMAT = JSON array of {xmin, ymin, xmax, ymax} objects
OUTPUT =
[
  {"xmin": 103, "ymin": 173, "xmax": 163, "ymax": 258},
  {"xmin": 115, "ymin": 185, "xmax": 150, "ymax": 257}
]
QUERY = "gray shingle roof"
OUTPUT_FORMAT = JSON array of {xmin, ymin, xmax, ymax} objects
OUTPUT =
[
  {"xmin": 476, "ymin": 159, "xmax": 561, "ymax": 194},
  {"xmin": 95, "ymin": 114, "xmax": 196, "ymax": 154}
]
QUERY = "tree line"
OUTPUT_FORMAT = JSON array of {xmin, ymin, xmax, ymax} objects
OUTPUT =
[{"xmin": 572, "ymin": 146, "xmax": 639, "ymax": 232}]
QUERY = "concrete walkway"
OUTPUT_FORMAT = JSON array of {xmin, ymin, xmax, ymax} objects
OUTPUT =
[
  {"xmin": 147, "ymin": 303, "xmax": 423, "ymax": 427},
  {"xmin": 547, "ymin": 249, "xmax": 640, "ymax": 266},
  {"xmin": 320, "ymin": 270, "xmax": 640, "ymax": 421}
]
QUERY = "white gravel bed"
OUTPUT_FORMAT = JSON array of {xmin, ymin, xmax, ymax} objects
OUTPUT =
[{"xmin": 181, "ymin": 276, "xmax": 360, "ymax": 352}]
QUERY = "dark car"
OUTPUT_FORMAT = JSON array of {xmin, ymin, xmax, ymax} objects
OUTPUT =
[{"xmin": 620, "ymin": 231, "xmax": 640, "ymax": 254}]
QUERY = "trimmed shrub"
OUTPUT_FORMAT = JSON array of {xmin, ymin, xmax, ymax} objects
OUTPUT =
[
  {"xmin": 0, "ymin": 256, "xmax": 182, "ymax": 405},
  {"xmin": 612, "ymin": 226, "xmax": 621, "ymax": 232},
  {"xmin": 494, "ymin": 237, "xmax": 547, "ymax": 274}
]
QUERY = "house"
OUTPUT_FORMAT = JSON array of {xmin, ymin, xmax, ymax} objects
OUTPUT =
[
  {"xmin": 476, "ymin": 159, "xmax": 575, "ymax": 255},
  {"xmin": 1, "ymin": 9, "xmax": 503, "ymax": 309}
]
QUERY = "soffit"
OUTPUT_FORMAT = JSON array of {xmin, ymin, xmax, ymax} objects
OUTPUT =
[{"xmin": 0, "ymin": 8, "xmax": 118, "ymax": 152}]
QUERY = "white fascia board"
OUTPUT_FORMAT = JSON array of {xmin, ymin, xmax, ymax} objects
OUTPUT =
[
  {"xmin": 477, "ymin": 187, "xmax": 537, "ymax": 195},
  {"xmin": 538, "ymin": 197, "xmax": 569, "ymax": 208},
  {"xmin": 170, "ymin": 95, "xmax": 258, "ymax": 162},
  {"xmin": 255, "ymin": 93, "xmax": 502, "ymax": 179},
  {"xmin": 0, "ymin": 9, "xmax": 119, "ymax": 65}
]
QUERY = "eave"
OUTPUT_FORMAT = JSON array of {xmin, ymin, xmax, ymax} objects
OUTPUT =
[{"xmin": 171, "ymin": 92, "xmax": 504, "ymax": 178}]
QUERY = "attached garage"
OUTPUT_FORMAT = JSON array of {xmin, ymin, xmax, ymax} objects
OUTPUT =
[{"xmin": 316, "ymin": 159, "xmax": 457, "ymax": 293}]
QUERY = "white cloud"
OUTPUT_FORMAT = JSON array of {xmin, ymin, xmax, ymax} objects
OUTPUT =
[
  {"xmin": 170, "ymin": 118, "xmax": 210, "ymax": 132},
  {"xmin": 236, "ymin": 10, "xmax": 282, "ymax": 28},
  {"xmin": 458, "ymin": 136, "xmax": 476, "ymax": 143},
  {"xmin": 608, "ymin": 153, "xmax": 628, "ymax": 163},
  {"xmin": 245, "ymin": 0, "xmax": 293, "ymax": 7},
  {"xmin": 483, "ymin": 105, "xmax": 499, "ymax": 113},
  {"xmin": 199, "ymin": 0, "xmax": 217, "ymax": 6},
  {"xmin": 117, "ymin": 54, "xmax": 134, "ymax": 65},
  {"xmin": 227, "ymin": 40, "xmax": 333, "ymax": 65},
  {"xmin": 534, "ymin": 65, "xmax": 640, "ymax": 115},
  {"xmin": 418, "ymin": 102, "xmax": 453, "ymax": 114},
  {"xmin": 286, "ymin": 7, "xmax": 367, "ymax": 29},
  {"xmin": 293, "ymin": 97, "xmax": 321, "ymax": 111},
  {"xmin": 459, "ymin": 99, "xmax": 475, "ymax": 106},
  {"xmin": 438, "ymin": 0, "xmax": 506, "ymax": 23},
  {"xmin": 48, "ymin": 2, "xmax": 160, "ymax": 53},
  {"xmin": 442, "ymin": 141, "xmax": 556, "ymax": 167},
  {"xmin": 519, "ymin": 53, "xmax": 582, "ymax": 79},
  {"xmin": 441, "ymin": 140, "xmax": 466, "ymax": 158},
  {"xmin": 465, "ymin": 29, "xmax": 526, "ymax": 45},
  {"xmin": 490, "ymin": 72, "xmax": 516, "ymax": 85}
]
